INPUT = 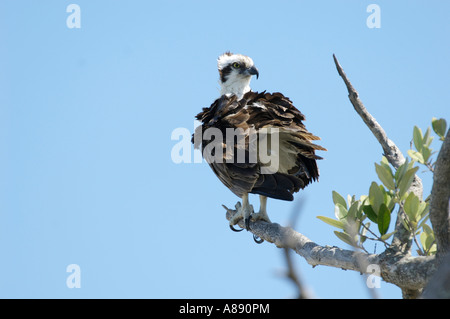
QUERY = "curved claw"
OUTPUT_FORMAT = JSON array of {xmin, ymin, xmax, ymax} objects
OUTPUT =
[
  {"xmin": 244, "ymin": 217, "xmax": 251, "ymax": 231},
  {"xmin": 229, "ymin": 224, "xmax": 244, "ymax": 232},
  {"xmin": 253, "ymin": 234, "xmax": 264, "ymax": 244}
]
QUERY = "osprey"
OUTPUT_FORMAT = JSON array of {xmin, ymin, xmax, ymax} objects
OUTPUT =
[{"xmin": 193, "ymin": 52, "xmax": 325, "ymax": 237}]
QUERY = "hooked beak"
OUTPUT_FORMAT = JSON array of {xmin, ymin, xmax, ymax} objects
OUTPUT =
[{"xmin": 242, "ymin": 65, "xmax": 259, "ymax": 79}]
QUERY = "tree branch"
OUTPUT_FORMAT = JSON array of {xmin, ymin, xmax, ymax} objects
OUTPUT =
[
  {"xmin": 283, "ymin": 247, "xmax": 312, "ymax": 299},
  {"xmin": 332, "ymin": 56, "xmax": 404, "ymax": 168},
  {"xmin": 422, "ymin": 251, "xmax": 450, "ymax": 298},
  {"xmin": 282, "ymin": 200, "xmax": 314, "ymax": 299},
  {"xmin": 429, "ymin": 129, "xmax": 450, "ymax": 257},
  {"xmin": 332, "ymin": 54, "xmax": 422, "ymax": 194},
  {"xmin": 332, "ymin": 54, "xmax": 423, "ymax": 257},
  {"xmin": 224, "ymin": 205, "xmax": 436, "ymax": 291}
]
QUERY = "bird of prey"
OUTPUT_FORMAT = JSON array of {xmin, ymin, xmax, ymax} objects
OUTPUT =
[{"xmin": 192, "ymin": 52, "xmax": 325, "ymax": 238}]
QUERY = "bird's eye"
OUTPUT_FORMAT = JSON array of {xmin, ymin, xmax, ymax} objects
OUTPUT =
[{"xmin": 232, "ymin": 62, "xmax": 241, "ymax": 68}]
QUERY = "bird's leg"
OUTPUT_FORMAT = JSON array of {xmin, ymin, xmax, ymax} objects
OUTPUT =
[
  {"xmin": 251, "ymin": 195, "xmax": 272, "ymax": 224},
  {"xmin": 229, "ymin": 193, "xmax": 254, "ymax": 231}
]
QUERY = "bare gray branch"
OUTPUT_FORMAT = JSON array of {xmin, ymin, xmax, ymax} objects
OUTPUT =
[{"xmin": 224, "ymin": 205, "xmax": 436, "ymax": 291}]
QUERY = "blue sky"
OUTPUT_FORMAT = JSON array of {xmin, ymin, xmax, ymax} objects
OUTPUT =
[{"xmin": 0, "ymin": 1, "xmax": 449, "ymax": 298}]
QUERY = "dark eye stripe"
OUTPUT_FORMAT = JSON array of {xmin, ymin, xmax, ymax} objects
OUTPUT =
[
  {"xmin": 219, "ymin": 65, "xmax": 233, "ymax": 82},
  {"xmin": 219, "ymin": 62, "xmax": 246, "ymax": 82}
]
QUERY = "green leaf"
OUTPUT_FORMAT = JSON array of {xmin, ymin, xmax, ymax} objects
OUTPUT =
[
  {"xmin": 317, "ymin": 216, "xmax": 345, "ymax": 230},
  {"xmin": 384, "ymin": 190, "xmax": 396, "ymax": 212},
  {"xmin": 380, "ymin": 156, "xmax": 390, "ymax": 167},
  {"xmin": 379, "ymin": 156, "xmax": 394, "ymax": 178},
  {"xmin": 332, "ymin": 191, "xmax": 347, "ymax": 209},
  {"xmin": 377, "ymin": 203, "xmax": 391, "ymax": 235},
  {"xmin": 419, "ymin": 232, "xmax": 428, "ymax": 251},
  {"xmin": 334, "ymin": 203, "xmax": 348, "ymax": 220},
  {"xmin": 398, "ymin": 166, "xmax": 419, "ymax": 198},
  {"xmin": 347, "ymin": 194, "xmax": 356, "ymax": 207},
  {"xmin": 347, "ymin": 201, "xmax": 359, "ymax": 221},
  {"xmin": 357, "ymin": 202, "xmax": 365, "ymax": 219},
  {"xmin": 421, "ymin": 146, "xmax": 431, "ymax": 163},
  {"xmin": 394, "ymin": 159, "xmax": 409, "ymax": 183},
  {"xmin": 432, "ymin": 117, "xmax": 447, "ymax": 140},
  {"xmin": 429, "ymin": 245, "xmax": 437, "ymax": 255},
  {"xmin": 360, "ymin": 195, "xmax": 369, "ymax": 204},
  {"xmin": 334, "ymin": 231, "xmax": 357, "ymax": 248},
  {"xmin": 375, "ymin": 163, "xmax": 396, "ymax": 190},
  {"xmin": 407, "ymin": 159, "xmax": 416, "ymax": 170},
  {"xmin": 369, "ymin": 182, "xmax": 384, "ymax": 213},
  {"xmin": 422, "ymin": 127, "xmax": 433, "ymax": 148},
  {"xmin": 418, "ymin": 201, "xmax": 429, "ymax": 220},
  {"xmin": 380, "ymin": 231, "xmax": 396, "ymax": 241},
  {"xmin": 407, "ymin": 150, "xmax": 424, "ymax": 164},
  {"xmin": 413, "ymin": 126, "xmax": 423, "ymax": 152},
  {"xmin": 422, "ymin": 223, "xmax": 433, "ymax": 235},
  {"xmin": 420, "ymin": 224, "xmax": 436, "ymax": 255},
  {"xmin": 362, "ymin": 205, "xmax": 378, "ymax": 223},
  {"xmin": 403, "ymin": 192, "xmax": 420, "ymax": 224}
]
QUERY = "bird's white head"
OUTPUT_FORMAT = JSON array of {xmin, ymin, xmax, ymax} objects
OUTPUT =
[{"xmin": 217, "ymin": 52, "xmax": 259, "ymax": 99}]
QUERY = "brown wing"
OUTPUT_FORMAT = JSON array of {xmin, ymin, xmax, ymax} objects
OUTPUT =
[
  {"xmin": 243, "ymin": 91, "xmax": 326, "ymax": 200},
  {"xmin": 192, "ymin": 91, "xmax": 326, "ymax": 201},
  {"xmin": 192, "ymin": 94, "xmax": 260, "ymax": 198}
]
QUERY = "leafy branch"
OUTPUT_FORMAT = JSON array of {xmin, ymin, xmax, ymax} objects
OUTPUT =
[
  {"xmin": 408, "ymin": 118, "xmax": 447, "ymax": 173},
  {"xmin": 317, "ymin": 118, "xmax": 447, "ymax": 256}
]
